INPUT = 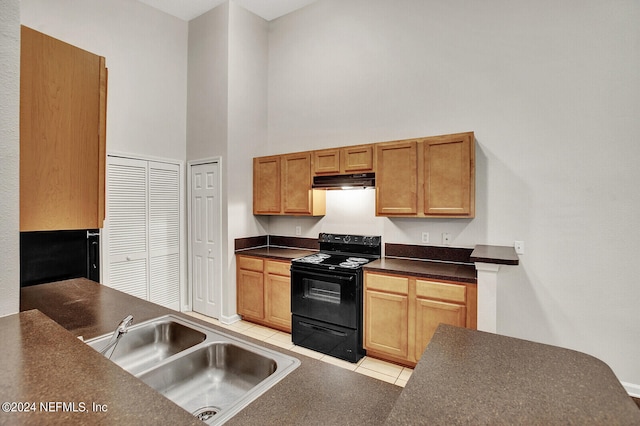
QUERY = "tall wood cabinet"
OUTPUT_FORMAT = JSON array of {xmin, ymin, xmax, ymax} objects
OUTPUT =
[
  {"xmin": 20, "ymin": 26, "xmax": 107, "ymax": 231},
  {"xmin": 236, "ymin": 255, "xmax": 292, "ymax": 332},
  {"xmin": 364, "ymin": 270, "xmax": 476, "ymax": 367}
]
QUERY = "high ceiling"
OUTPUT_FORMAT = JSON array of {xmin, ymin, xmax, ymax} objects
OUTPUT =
[{"xmin": 137, "ymin": 0, "xmax": 318, "ymax": 21}]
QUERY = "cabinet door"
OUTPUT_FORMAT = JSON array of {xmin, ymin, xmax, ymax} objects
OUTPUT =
[
  {"xmin": 253, "ymin": 156, "xmax": 281, "ymax": 214},
  {"xmin": 414, "ymin": 298, "xmax": 466, "ymax": 360},
  {"xmin": 364, "ymin": 290, "xmax": 409, "ymax": 359},
  {"xmin": 265, "ymin": 273, "xmax": 292, "ymax": 331},
  {"xmin": 423, "ymin": 133, "xmax": 474, "ymax": 216},
  {"xmin": 237, "ymin": 269, "xmax": 265, "ymax": 320},
  {"xmin": 20, "ymin": 26, "xmax": 107, "ymax": 231},
  {"xmin": 343, "ymin": 145, "xmax": 374, "ymax": 172},
  {"xmin": 313, "ymin": 149, "xmax": 341, "ymax": 175},
  {"xmin": 282, "ymin": 153, "xmax": 312, "ymax": 214},
  {"xmin": 375, "ymin": 141, "xmax": 418, "ymax": 216}
]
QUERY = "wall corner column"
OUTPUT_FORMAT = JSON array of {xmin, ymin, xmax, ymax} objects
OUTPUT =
[{"xmin": 474, "ymin": 262, "xmax": 501, "ymax": 333}]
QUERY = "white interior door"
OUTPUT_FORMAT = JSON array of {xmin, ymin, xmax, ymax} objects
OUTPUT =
[{"xmin": 191, "ymin": 161, "xmax": 221, "ymax": 318}]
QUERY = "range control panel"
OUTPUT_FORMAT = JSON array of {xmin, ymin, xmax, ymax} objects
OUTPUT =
[{"xmin": 318, "ymin": 233, "xmax": 381, "ymax": 247}]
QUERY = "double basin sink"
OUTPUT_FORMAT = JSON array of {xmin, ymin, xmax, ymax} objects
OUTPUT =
[{"xmin": 85, "ymin": 314, "xmax": 300, "ymax": 424}]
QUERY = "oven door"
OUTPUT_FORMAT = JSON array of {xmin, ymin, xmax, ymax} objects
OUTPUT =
[{"xmin": 291, "ymin": 264, "xmax": 359, "ymax": 329}]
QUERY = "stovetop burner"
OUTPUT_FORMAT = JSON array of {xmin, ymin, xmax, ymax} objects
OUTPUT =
[{"xmin": 292, "ymin": 233, "xmax": 381, "ymax": 271}]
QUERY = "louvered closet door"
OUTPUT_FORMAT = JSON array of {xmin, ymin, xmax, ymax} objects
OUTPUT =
[
  {"xmin": 148, "ymin": 162, "xmax": 180, "ymax": 310},
  {"xmin": 105, "ymin": 157, "xmax": 149, "ymax": 300}
]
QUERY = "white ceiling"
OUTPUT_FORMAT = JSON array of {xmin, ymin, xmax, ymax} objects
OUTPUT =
[{"xmin": 137, "ymin": 0, "xmax": 318, "ymax": 21}]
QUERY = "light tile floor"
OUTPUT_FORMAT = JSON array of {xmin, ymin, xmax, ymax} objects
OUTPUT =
[{"xmin": 184, "ymin": 311, "xmax": 413, "ymax": 387}]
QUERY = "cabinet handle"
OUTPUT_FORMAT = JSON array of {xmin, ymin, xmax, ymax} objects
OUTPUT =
[{"xmin": 299, "ymin": 321, "xmax": 347, "ymax": 337}]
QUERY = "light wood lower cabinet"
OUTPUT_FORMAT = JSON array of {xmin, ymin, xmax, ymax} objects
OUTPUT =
[
  {"xmin": 236, "ymin": 255, "xmax": 292, "ymax": 332},
  {"xmin": 364, "ymin": 270, "xmax": 476, "ymax": 367}
]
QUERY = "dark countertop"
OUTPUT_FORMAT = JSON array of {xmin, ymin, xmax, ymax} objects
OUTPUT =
[
  {"xmin": 0, "ymin": 309, "xmax": 200, "ymax": 426},
  {"xmin": 470, "ymin": 244, "xmax": 519, "ymax": 265},
  {"xmin": 386, "ymin": 324, "xmax": 640, "ymax": 425},
  {"xmin": 235, "ymin": 246, "xmax": 317, "ymax": 261},
  {"xmin": 15, "ymin": 279, "xmax": 638, "ymax": 425},
  {"xmin": 364, "ymin": 257, "xmax": 477, "ymax": 284},
  {"xmin": 18, "ymin": 279, "xmax": 401, "ymax": 425}
]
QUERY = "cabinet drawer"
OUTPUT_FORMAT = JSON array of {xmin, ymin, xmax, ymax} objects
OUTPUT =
[
  {"xmin": 265, "ymin": 260, "xmax": 291, "ymax": 277},
  {"xmin": 365, "ymin": 273, "xmax": 409, "ymax": 295},
  {"xmin": 416, "ymin": 280, "xmax": 466, "ymax": 303},
  {"xmin": 238, "ymin": 256, "xmax": 264, "ymax": 272}
]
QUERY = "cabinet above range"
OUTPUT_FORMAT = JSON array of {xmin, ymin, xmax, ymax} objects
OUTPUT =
[{"xmin": 253, "ymin": 131, "xmax": 475, "ymax": 218}]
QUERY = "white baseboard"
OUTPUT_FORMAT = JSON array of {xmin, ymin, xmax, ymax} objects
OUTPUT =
[
  {"xmin": 219, "ymin": 313, "xmax": 241, "ymax": 325},
  {"xmin": 622, "ymin": 381, "xmax": 640, "ymax": 398}
]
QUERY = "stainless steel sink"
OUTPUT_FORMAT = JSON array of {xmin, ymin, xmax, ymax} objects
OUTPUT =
[
  {"xmin": 86, "ymin": 315, "xmax": 300, "ymax": 425},
  {"xmin": 86, "ymin": 317, "xmax": 207, "ymax": 375}
]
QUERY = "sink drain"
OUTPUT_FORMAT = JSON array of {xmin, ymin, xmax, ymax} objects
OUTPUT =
[{"xmin": 193, "ymin": 406, "xmax": 220, "ymax": 421}]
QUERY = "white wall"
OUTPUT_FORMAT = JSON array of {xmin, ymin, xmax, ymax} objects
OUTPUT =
[
  {"xmin": 267, "ymin": 0, "xmax": 640, "ymax": 390},
  {"xmin": 187, "ymin": 2, "xmax": 269, "ymax": 320},
  {"xmin": 21, "ymin": 0, "xmax": 188, "ymax": 161},
  {"xmin": 227, "ymin": 2, "xmax": 269, "ymax": 315},
  {"xmin": 0, "ymin": 0, "xmax": 20, "ymax": 317}
]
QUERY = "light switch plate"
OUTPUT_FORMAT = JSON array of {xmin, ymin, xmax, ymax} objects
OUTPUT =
[{"xmin": 421, "ymin": 232, "xmax": 429, "ymax": 243}]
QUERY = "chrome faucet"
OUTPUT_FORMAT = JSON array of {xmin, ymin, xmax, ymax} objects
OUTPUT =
[{"xmin": 99, "ymin": 315, "xmax": 134, "ymax": 358}]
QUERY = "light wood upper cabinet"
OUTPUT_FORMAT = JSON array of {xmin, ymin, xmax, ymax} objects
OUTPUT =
[
  {"xmin": 375, "ymin": 141, "xmax": 418, "ymax": 216},
  {"xmin": 313, "ymin": 149, "xmax": 341, "ymax": 175},
  {"xmin": 20, "ymin": 26, "xmax": 107, "ymax": 231},
  {"xmin": 254, "ymin": 132, "xmax": 473, "ymax": 218},
  {"xmin": 375, "ymin": 132, "xmax": 475, "ymax": 218},
  {"xmin": 282, "ymin": 152, "xmax": 313, "ymax": 214},
  {"xmin": 313, "ymin": 144, "xmax": 375, "ymax": 175},
  {"xmin": 253, "ymin": 156, "xmax": 281, "ymax": 214},
  {"xmin": 253, "ymin": 152, "xmax": 325, "ymax": 216},
  {"xmin": 424, "ymin": 133, "xmax": 474, "ymax": 217}
]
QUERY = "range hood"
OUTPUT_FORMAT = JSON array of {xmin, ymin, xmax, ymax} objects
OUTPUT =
[{"xmin": 312, "ymin": 173, "xmax": 375, "ymax": 189}]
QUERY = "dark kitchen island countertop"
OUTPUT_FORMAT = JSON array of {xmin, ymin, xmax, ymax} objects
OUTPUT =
[
  {"xmin": 15, "ymin": 279, "xmax": 639, "ymax": 425},
  {"xmin": 17, "ymin": 279, "xmax": 401, "ymax": 425},
  {"xmin": 386, "ymin": 324, "xmax": 640, "ymax": 425}
]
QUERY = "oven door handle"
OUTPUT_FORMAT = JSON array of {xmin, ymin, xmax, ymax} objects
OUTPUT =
[
  {"xmin": 293, "ymin": 269, "xmax": 354, "ymax": 282},
  {"xmin": 299, "ymin": 321, "xmax": 348, "ymax": 337}
]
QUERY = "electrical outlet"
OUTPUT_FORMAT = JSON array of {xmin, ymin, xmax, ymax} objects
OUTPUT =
[
  {"xmin": 514, "ymin": 240, "xmax": 524, "ymax": 255},
  {"xmin": 421, "ymin": 232, "xmax": 429, "ymax": 244},
  {"xmin": 295, "ymin": 226, "xmax": 301, "ymax": 236},
  {"xmin": 442, "ymin": 233, "xmax": 451, "ymax": 245}
]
